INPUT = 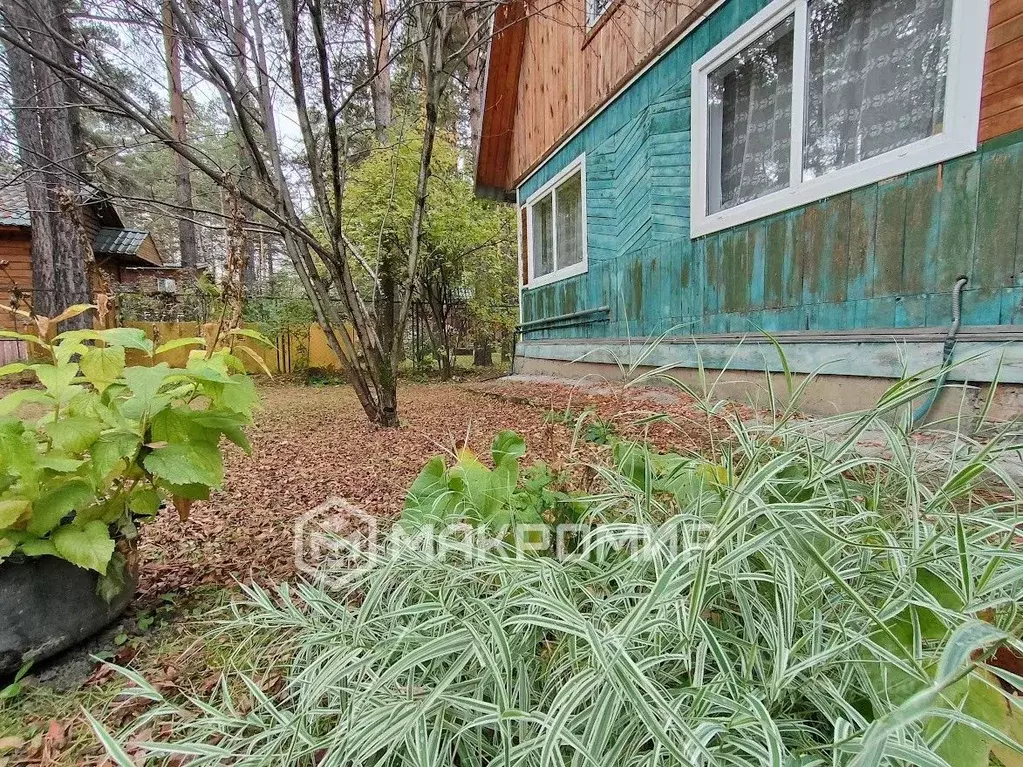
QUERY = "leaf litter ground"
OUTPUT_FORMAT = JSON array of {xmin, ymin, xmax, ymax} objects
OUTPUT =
[{"xmin": 2, "ymin": 378, "xmax": 725, "ymax": 766}]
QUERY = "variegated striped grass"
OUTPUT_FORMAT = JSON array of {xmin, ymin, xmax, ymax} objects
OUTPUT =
[{"xmin": 92, "ymin": 357, "xmax": 1023, "ymax": 767}]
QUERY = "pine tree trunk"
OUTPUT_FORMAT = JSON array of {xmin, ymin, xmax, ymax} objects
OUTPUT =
[
  {"xmin": 162, "ymin": 0, "xmax": 200, "ymax": 268},
  {"xmin": 1, "ymin": 13, "xmax": 56, "ymax": 317},
  {"xmin": 12, "ymin": 0, "xmax": 90, "ymax": 324}
]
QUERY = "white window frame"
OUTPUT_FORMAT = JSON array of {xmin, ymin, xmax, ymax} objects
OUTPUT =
[
  {"xmin": 690, "ymin": 0, "xmax": 990, "ymax": 239},
  {"xmin": 523, "ymin": 154, "xmax": 589, "ymax": 288},
  {"xmin": 586, "ymin": 0, "xmax": 614, "ymax": 28}
]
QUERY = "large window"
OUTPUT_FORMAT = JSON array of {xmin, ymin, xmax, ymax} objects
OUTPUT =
[
  {"xmin": 691, "ymin": 0, "xmax": 988, "ymax": 237},
  {"xmin": 524, "ymin": 156, "xmax": 587, "ymax": 286}
]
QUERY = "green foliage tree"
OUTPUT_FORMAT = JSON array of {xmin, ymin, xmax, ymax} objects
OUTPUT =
[{"xmin": 342, "ymin": 120, "xmax": 516, "ymax": 377}]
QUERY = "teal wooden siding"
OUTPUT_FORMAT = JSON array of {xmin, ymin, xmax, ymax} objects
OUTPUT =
[{"xmin": 518, "ymin": 0, "xmax": 1023, "ymax": 341}]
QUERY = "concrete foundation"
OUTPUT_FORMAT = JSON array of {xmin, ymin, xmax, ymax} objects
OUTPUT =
[{"xmin": 513, "ymin": 356, "xmax": 1023, "ymax": 425}]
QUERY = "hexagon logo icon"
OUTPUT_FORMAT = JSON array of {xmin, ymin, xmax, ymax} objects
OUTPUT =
[{"xmin": 294, "ymin": 497, "xmax": 380, "ymax": 588}]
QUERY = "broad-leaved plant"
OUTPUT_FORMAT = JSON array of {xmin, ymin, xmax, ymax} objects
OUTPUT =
[{"xmin": 0, "ymin": 305, "xmax": 263, "ymax": 599}]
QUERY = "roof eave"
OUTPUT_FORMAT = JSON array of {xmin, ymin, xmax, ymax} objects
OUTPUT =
[{"xmin": 473, "ymin": 0, "xmax": 527, "ymax": 201}]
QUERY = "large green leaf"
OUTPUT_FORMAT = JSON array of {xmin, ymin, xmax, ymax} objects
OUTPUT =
[
  {"xmin": 143, "ymin": 442, "xmax": 224, "ymax": 487},
  {"xmin": 483, "ymin": 456, "xmax": 519, "ymax": 524},
  {"xmin": 929, "ymin": 672, "xmax": 1008, "ymax": 767},
  {"xmin": 216, "ymin": 375, "xmax": 259, "ymax": 416},
  {"xmin": 0, "ymin": 537, "xmax": 14, "ymax": 563},
  {"xmin": 122, "ymin": 364, "xmax": 172, "ymax": 408},
  {"xmin": 0, "ymin": 498, "xmax": 29, "ymax": 528},
  {"xmin": 28, "ymin": 478, "xmax": 96, "ymax": 535},
  {"xmin": 402, "ymin": 456, "xmax": 458, "ymax": 531},
  {"xmin": 450, "ymin": 448, "xmax": 493, "ymax": 519},
  {"xmin": 32, "ymin": 364, "xmax": 79, "ymax": 399},
  {"xmin": 89, "ymin": 431, "xmax": 142, "ymax": 483},
  {"xmin": 56, "ymin": 327, "xmax": 153, "ymax": 354},
  {"xmin": 155, "ymin": 337, "xmax": 206, "ymax": 356},
  {"xmin": 52, "ymin": 520, "xmax": 116, "ymax": 573},
  {"xmin": 158, "ymin": 481, "xmax": 211, "ymax": 501},
  {"xmin": 992, "ymin": 699, "xmax": 1023, "ymax": 766},
  {"xmin": 491, "ymin": 430, "xmax": 526, "ymax": 466},
  {"xmin": 150, "ymin": 407, "xmax": 218, "ymax": 446},
  {"xmin": 35, "ymin": 454, "xmax": 85, "ymax": 473},
  {"xmin": 227, "ymin": 327, "xmax": 274, "ymax": 347},
  {"xmin": 0, "ymin": 388, "xmax": 54, "ymax": 416},
  {"xmin": 44, "ymin": 417, "xmax": 103, "ymax": 454},
  {"xmin": 20, "ymin": 538, "xmax": 56, "ymax": 557},
  {"xmin": 79, "ymin": 346, "xmax": 126, "ymax": 393},
  {"xmin": 191, "ymin": 411, "xmax": 252, "ymax": 453},
  {"xmin": 0, "ymin": 362, "xmax": 28, "ymax": 378},
  {"xmin": 128, "ymin": 487, "xmax": 161, "ymax": 517}
]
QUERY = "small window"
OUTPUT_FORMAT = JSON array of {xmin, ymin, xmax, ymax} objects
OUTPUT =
[
  {"xmin": 524, "ymin": 156, "xmax": 588, "ymax": 287},
  {"xmin": 691, "ymin": 0, "xmax": 987, "ymax": 237},
  {"xmin": 587, "ymin": 0, "xmax": 614, "ymax": 27}
]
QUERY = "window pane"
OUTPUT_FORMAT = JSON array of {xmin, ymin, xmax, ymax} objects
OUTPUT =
[
  {"xmin": 588, "ymin": 0, "xmax": 612, "ymax": 24},
  {"xmin": 555, "ymin": 173, "xmax": 584, "ymax": 269},
  {"xmin": 709, "ymin": 16, "xmax": 795, "ymax": 214},
  {"xmin": 532, "ymin": 193, "xmax": 554, "ymax": 278},
  {"xmin": 803, "ymin": 0, "xmax": 952, "ymax": 180}
]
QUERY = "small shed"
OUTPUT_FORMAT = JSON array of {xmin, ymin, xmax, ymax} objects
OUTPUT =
[{"xmin": 0, "ymin": 177, "xmax": 169, "ymax": 312}]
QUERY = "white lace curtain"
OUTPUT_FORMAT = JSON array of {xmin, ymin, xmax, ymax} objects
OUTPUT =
[
  {"xmin": 713, "ymin": 0, "xmax": 953, "ymax": 212},
  {"xmin": 555, "ymin": 174, "xmax": 584, "ymax": 269},
  {"xmin": 803, "ymin": 0, "xmax": 952, "ymax": 179},
  {"xmin": 715, "ymin": 17, "xmax": 796, "ymax": 212}
]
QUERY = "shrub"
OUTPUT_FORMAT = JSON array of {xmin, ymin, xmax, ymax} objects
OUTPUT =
[
  {"xmin": 92, "ymin": 366, "xmax": 1023, "ymax": 766},
  {"xmin": 0, "ymin": 307, "xmax": 262, "ymax": 598}
]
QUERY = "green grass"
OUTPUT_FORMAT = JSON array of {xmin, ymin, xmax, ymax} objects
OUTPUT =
[
  {"xmin": 0, "ymin": 587, "xmax": 235, "ymax": 763},
  {"xmin": 86, "ymin": 354, "xmax": 1023, "ymax": 766}
]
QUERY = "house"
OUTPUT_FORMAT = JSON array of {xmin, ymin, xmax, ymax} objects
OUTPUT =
[
  {"xmin": 477, "ymin": 0, "xmax": 1023, "ymax": 419},
  {"xmin": 0, "ymin": 179, "xmax": 198, "ymax": 318}
]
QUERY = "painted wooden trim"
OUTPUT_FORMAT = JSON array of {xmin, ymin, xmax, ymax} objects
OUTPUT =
[
  {"xmin": 516, "ymin": 186, "xmax": 524, "ymax": 327},
  {"xmin": 582, "ymin": 0, "xmax": 625, "ymax": 46},
  {"xmin": 525, "ymin": 326, "xmax": 1023, "ymax": 344},
  {"xmin": 690, "ymin": 0, "xmax": 991, "ymax": 238},
  {"xmin": 474, "ymin": 0, "xmax": 528, "ymax": 196},
  {"xmin": 524, "ymin": 154, "xmax": 589, "ymax": 288},
  {"xmin": 518, "ymin": 336, "xmax": 1023, "ymax": 383}
]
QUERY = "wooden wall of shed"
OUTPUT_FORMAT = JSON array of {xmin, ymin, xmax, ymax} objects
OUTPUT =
[
  {"xmin": 0, "ymin": 226, "xmax": 34, "ymax": 331},
  {"xmin": 510, "ymin": 0, "xmax": 1023, "ymax": 188},
  {"xmin": 136, "ymin": 236, "xmax": 162, "ymax": 267},
  {"xmin": 983, "ymin": 0, "xmax": 1023, "ymax": 140}
]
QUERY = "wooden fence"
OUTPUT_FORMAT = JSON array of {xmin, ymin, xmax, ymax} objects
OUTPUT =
[{"xmin": 123, "ymin": 322, "xmax": 343, "ymax": 374}]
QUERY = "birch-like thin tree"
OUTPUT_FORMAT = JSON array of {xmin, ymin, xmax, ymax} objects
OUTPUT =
[{"xmin": 0, "ymin": 0, "xmax": 503, "ymax": 424}]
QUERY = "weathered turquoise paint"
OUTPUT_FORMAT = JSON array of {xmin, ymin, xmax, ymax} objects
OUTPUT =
[{"xmin": 518, "ymin": 0, "xmax": 1023, "ymax": 342}]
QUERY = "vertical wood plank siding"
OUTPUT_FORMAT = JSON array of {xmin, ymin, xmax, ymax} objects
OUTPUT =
[
  {"xmin": 507, "ymin": 0, "xmax": 711, "ymax": 187},
  {"xmin": 0, "ymin": 226, "xmax": 35, "ymax": 330},
  {"xmin": 520, "ymin": 0, "xmax": 1023, "ymax": 339},
  {"xmin": 509, "ymin": 0, "xmax": 1023, "ymax": 190}
]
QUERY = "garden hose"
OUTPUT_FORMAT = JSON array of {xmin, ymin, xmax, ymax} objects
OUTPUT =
[{"xmin": 912, "ymin": 275, "xmax": 969, "ymax": 428}]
